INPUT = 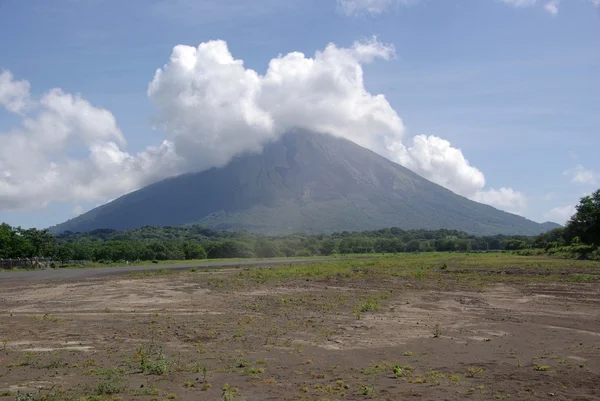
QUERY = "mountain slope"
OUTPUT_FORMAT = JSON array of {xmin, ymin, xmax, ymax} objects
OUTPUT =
[{"xmin": 52, "ymin": 132, "xmax": 551, "ymax": 236}]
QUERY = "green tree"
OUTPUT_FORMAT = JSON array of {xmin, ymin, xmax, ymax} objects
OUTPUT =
[
  {"xmin": 405, "ymin": 239, "xmax": 421, "ymax": 253},
  {"xmin": 57, "ymin": 245, "xmax": 75, "ymax": 266},
  {"xmin": 319, "ymin": 239, "xmax": 336, "ymax": 256},
  {"xmin": 565, "ymin": 189, "xmax": 600, "ymax": 246},
  {"xmin": 182, "ymin": 242, "xmax": 207, "ymax": 260}
]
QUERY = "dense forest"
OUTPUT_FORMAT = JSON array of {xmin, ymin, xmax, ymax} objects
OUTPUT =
[{"xmin": 2, "ymin": 190, "xmax": 598, "ymax": 265}]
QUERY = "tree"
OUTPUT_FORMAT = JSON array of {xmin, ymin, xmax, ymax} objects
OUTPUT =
[
  {"xmin": 565, "ymin": 189, "xmax": 600, "ymax": 246},
  {"xmin": 57, "ymin": 245, "xmax": 75, "ymax": 266},
  {"xmin": 319, "ymin": 239, "xmax": 336, "ymax": 256},
  {"xmin": 182, "ymin": 242, "xmax": 207, "ymax": 260},
  {"xmin": 405, "ymin": 239, "xmax": 421, "ymax": 253}
]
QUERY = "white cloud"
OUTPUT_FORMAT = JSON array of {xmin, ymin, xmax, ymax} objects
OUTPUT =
[
  {"xmin": 338, "ymin": 0, "xmax": 600, "ymax": 15},
  {"xmin": 337, "ymin": 0, "xmax": 418, "ymax": 15},
  {"xmin": 472, "ymin": 187, "xmax": 528, "ymax": 215},
  {"xmin": 148, "ymin": 38, "xmax": 403, "ymax": 172},
  {"xmin": 544, "ymin": 204, "xmax": 576, "ymax": 224},
  {"xmin": 500, "ymin": 0, "xmax": 537, "ymax": 6},
  {"xmin": 0, "ymin": 38, "xmax": 525, "ymax": 217},
  {"xmin": 544, "ymin": 0, "xmax": 559, "ymax": 14},
  {"xmin": 389, "ymin": 135, "xmax": 485, "ymax": 198},
  {"xmin": 0, "ymin": 80, "xmax": 180, "ymax": 211},
  {"xmin": 0, "ymin": 70, "xmax": 31, "ymax": 113},
  {"xmin": 563, "ymin": 165, "xmax": 597, "ymax": 185}
]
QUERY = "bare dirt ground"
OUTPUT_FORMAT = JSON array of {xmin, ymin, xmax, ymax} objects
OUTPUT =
[{"xmin": 0, "ymin": 256, "xmax": 599, "ymax": 401}]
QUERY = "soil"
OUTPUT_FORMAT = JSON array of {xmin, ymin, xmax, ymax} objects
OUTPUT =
[{"xmin": 0, "ymin": 262, "xmax": 599, "ymax": 401}]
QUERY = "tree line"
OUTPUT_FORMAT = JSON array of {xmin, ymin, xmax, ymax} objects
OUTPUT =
[{"xmin": 1, "ymin": 189, "xmax": 598, "ymax": 265}]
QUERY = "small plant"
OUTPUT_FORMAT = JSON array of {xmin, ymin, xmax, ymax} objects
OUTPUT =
[
  {"xmin": 466, "ymin": 366, "xmax": 484, "ymax": 377},
  {"xmin": 359, "ymin": 384, "xmax": 375, "ymax": 396},
  {"xmin": 533, "ymin": 364, "xmax": 550, "ymax": 371},
  {"xmin": 135, "ymin": 344, "xmax": 170, "ymax": 375},
  {"xmin": 96, "ymin": 370, "xmax": 125, "ymax": 395},
  {"xmin": 393, "ymin": 364, "xmax": 409, "ymax": 377},
  {"xmin": 201, "ymin": 383, "xmax": 212, "ymax": 391},
  {"xmin": 403, "ymin": 351, "xmax": 413, "ymax": 356},
  {"xmin": 221, "ymin": 384, "xmax": 240, "ymax": 401},
  {"xmin": 236, "ymin": 358, "xmax": 250, "ymax": 368}
]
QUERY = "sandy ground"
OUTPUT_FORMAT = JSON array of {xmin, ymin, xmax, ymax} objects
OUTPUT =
[{"xmin": 0, "ymin": 263, "xmax": 599, "ymax": 401}]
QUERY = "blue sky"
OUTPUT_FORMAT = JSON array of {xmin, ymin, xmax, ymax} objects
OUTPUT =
[{"xmin": 0, "ymin": 0, "xmax": 598, "ymax": 229}]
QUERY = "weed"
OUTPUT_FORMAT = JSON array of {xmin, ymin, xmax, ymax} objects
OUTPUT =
[
  {"xmin": 359, "ymin": 384, "xmax": 375, "ymax": 396},
  {"xmin": 393, "ymin": 364, "xmax": 411, "ymax": 377},
  {"xmin": 236, "ymin": 358, "xmax": 250, "ymax": 368},
  {"xmin": 433, "ymin": 324, "xmax": 442, "ymax": 338},
  {"xmin": 533, "ymin": 364, "xmax": 550, "ymax": 371},
  {"xmin": 466, "ymin": 366, "xmax": 484, "ymax": 377},
  {"xmin": 96, "ymin": 369, "xmax": 125, "ymax": 395},
  {"xmin": 134, "ymin": 344, "xmax": 170, "ymax": 375},
  {"xmin": 132, "ymin": 387, "xmax": 159, "ymax": 396},
  {"xmin": 221, "ymin": 384, "xmax": 240, "ymax": 401}
]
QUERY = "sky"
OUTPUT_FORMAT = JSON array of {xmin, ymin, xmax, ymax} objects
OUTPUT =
[{"xmin": 0, "ymin": 0, "xmax": 598, "ymax": 229}]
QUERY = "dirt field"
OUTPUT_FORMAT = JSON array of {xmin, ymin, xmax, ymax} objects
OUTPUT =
[{"xmin": 1, "ymin": 254, "xmax": 599, "ymax": 401}]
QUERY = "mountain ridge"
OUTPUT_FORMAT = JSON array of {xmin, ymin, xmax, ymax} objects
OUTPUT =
[{"xmin": 51, "ymin": 132, "xmax": 555, "ymax": 236}]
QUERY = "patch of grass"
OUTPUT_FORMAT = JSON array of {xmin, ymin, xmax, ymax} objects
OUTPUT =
[
  {"xmin": 131, "ymin": 386, "xmax": 159, "ymax": 396},
  {"xmin": 221, "ymin": 384, "xmax": 240, "ymax": 401},
  {"xmin": 466, "ymin": 366, "xmax": 485, "ymax": 377},
  {"xmin": 134, "ymin": 344, "xmax": 170, "ymax": 375},
  {"xmin": 569, "ymin": 274, "xmax": 596, "ymax": 283},
  {"xmin": 96, "ymin": 369, "xmax": 125, "ymax": 395},
  {"xmin": 31, "ymin": 313, "xmax": 62, "ymax": 322},
  {"xmin": 128, "ymin": 269, "xmax": 176, "ymax": 278},
  {"xmin": 361, "ymin": 361, "xmax": 394, "ymax": 375},
  {"xmin": 533, "ymin": 364, "xmax": 550, "ymax": 371}
]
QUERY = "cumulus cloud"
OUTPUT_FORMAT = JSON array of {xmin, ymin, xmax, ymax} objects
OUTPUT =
[
  {"xmin": 1, "ymin": 38, "xmax": 526, "ymax": 216},
  {"xmin": 563, "ymin": 165, "xmax": 597, "ymax": 185},
  {"xmin": 544, "ymin": 204, "xmax": 576, "ymax": 224},
  {"xmin": 389, "ymin": 135, "xmax": 485, "ymax": 198},
  {"xmin": 0, "ymin": 70, "xmax": 31, "ymax": 113},
  {"xmin": 148, "ymin": 38, "xmax": 403, "ymax": 172},
  {"xmin": 472, "ymin": 187, "xmax": 528, "ymax": 215},
  {"xmin": 0, "ymin": 81, "xmax": 180, "ymax": 211}
]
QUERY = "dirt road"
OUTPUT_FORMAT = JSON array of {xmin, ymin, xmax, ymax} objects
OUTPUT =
[{"xmin": 0, "ymin": 258, "xmax": 327, "ymax": 282}]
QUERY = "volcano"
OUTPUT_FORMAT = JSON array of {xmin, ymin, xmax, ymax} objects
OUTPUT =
[{"xmin": 51, "ymin": 132, "xmax": 554, "ymax": 236}]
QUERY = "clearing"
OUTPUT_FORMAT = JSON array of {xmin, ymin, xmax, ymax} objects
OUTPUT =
[{"xmin": 0, "ymin": 253, "xmax": 599, "ymax": 400}]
